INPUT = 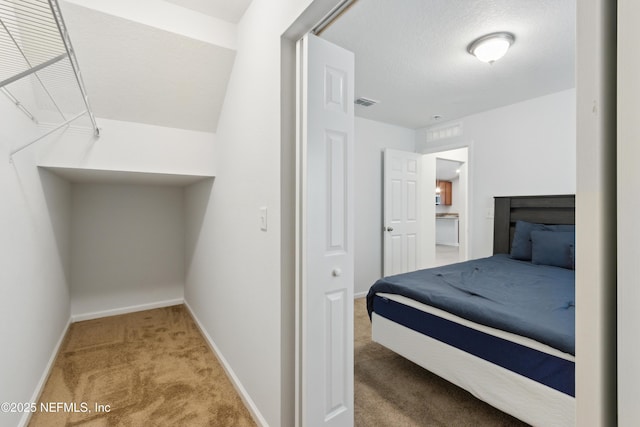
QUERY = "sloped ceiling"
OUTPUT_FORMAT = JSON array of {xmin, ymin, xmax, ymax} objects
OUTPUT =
[
  {"xmin": 163, "ymin": 0, "xmax": 252, "ymax": 24},
  {"xmin": 59, "ymin": 0, "xmax": 252, "ymax": 133},
  {"xmin": 321, "ymin": 0, "xmax": 576, "ymax": 129}
]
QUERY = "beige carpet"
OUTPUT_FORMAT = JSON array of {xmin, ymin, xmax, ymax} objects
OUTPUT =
[
  {"xmin": 29, "ymin": 300, "xmax": 528, "ymax": 426},
  {"xmin": 354, "ymin": 298, "xmax": 529, "ymax": 427},
  {"xmin": 29, "ymin": 305, "xmax": 255, "ymax": 427}
]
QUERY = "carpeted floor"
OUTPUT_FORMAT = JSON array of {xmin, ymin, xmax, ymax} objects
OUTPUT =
[
  {"xmin": 30, "ymin": 300, "xmax": 528, "ymax": 427},
  {"xmin": 354, "ymin": 298, "xmax": 529, "ymax": 427},
  {"xmin": 29, "ymin": 305, "xmax": 255, "ymax": 427}
]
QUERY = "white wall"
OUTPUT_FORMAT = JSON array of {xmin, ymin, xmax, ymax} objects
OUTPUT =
[
  {"xmin": 417, "ymin": 89, "xmax": 576, "ymax": 258},
  {"xmin": 183, "ymin": 1, "xmax": 336, "ymax": 426},
  {"xmin": 70, "ymin": 183, "xmax": 185, "ymax": 319},
  {"xmin": 2, "ymin": 100, "xmax": 215, "ymax": 426},
  {"xmin": 354, "ymin": 117, "xmax": 415, "ymax": 296},
  {"xmin": 617, "ymin": 0, "xmax": 640, "ymax": 424},
  {"xmin": 38, "ymin": 117, "xmax": 215, "ymax": 323},
  {"xmin": 0, "ymin": 99, "xmax": 72, "ymax": 427},
  {"xmin": 39, "ymin": 117, "xmax": 215, "ymax": 177}
]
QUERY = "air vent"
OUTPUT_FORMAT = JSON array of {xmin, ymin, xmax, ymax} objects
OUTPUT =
[{"xmin": 355, "ymin": 97, "xmax": 379, "ymax": 107}]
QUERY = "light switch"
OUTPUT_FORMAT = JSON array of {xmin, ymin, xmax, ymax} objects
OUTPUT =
[{"xmin": 259, "ymin": 207, "xmax": 268, "ymax": 231}]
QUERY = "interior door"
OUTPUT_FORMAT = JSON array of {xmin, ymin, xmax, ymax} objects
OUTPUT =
[
  {"xmin": 297, "ymin": 33, "xmax": 354, "ymax": 427},
  {"xmin": 383, "ymin": 149, "xmax": 427, "ymax": 276}
]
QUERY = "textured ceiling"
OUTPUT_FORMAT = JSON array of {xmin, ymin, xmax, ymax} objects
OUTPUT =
[
  {"xmin": 60, "ymin": 1, "xmax": 237, "ymax": 133},
  {"xmin": 321, "ymin": 0, "xmax": 576, "ymax": 129},
  {"xmin": 163, "ymin": 0, "xmax": 252, "ymax": 23}
]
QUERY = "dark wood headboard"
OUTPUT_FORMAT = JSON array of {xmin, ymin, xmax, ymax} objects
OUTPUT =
[{"xmin": 493, "ymin": 195, "xmax": 575, "ymax": 255}]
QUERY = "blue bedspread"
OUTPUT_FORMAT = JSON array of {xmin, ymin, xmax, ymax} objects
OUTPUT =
[{"xmin": 366, "ymin": 254, "xmax": 575, "ymax": 355}]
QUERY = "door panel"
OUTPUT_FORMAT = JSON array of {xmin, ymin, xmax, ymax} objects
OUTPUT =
[
  {"xmin": 383, "ymin": 149, "xmax": 423, "ymax": 276},
  {"xmin": 298, "ymin": 33, "xmax": 354, "ymax": 427}
]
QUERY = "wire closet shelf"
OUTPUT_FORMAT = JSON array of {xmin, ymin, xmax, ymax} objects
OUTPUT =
[{"xmin": 0, "ymin": 0, "xmax": 99, "ymax": 159}]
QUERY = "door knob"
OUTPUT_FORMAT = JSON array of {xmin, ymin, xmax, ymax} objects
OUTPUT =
[
  {"xmin": 332, "ymin": 268, "xmax": 342, "ymax": 277},
  {"xmin": 386, "ymin": 226, "xmax": 394, "ymax": 232}
]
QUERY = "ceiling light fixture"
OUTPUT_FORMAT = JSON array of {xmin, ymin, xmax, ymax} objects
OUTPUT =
[{"xmin": 467, "ymin": 32, "xmax": 515, "ymax": 64}]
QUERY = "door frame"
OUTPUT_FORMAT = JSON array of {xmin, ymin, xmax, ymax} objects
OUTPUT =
[
  {"xmin": 281, "ymin": 2, "xmax": 356, "ymax": 426},
  {"xmin": 296, "ymin": 33, "xmax": 355, "ymax": 427},
  {"xmin": 282, "ymin": 0, "xmax": 617, "ymax": 425},
  {"xmin": 421, "ymin": 141, "xmax": 473, "ymax": 261}
]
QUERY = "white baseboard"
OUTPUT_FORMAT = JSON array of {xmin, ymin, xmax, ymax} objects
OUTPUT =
[
  {"xmin": 354, "ymin": 291, "xmax": 368, "ymax": 299},
  {"xmin": 71, "ymin": 298, "xmax": 184, "ymax": 322},
  {"xmin": 19, "ymin": 317, "xmax": 71, "ymax": 427},
  {"xmin": 184, "ymin": 300, "xmax": 268, "ymax": 427}
]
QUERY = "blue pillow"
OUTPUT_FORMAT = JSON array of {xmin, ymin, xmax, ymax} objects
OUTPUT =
[
  {"xmin": 510, "ymin": 220, "xmax": 575, "ymax": 261},
  {"xmin": 530, "ymin": 230, "xmax": 575, "ymax": 269}
]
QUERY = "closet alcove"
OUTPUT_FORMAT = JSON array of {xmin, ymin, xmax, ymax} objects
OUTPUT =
[{"xmin": 39, "ymin": 165, "xmax": 214, "ymax": 321}]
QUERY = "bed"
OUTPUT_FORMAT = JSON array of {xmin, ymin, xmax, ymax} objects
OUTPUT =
[{"xmin": 367, "ymin": 195, "xmax": 576, "ymax": 426}]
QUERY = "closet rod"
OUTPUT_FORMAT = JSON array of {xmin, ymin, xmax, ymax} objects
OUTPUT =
[
  {"xmin": 312, "ymin": 0, "xmax": 358, "ymax": 36},
  {"xmin": 0, "ymin": 52, "xmax": 67, "ymax": 88}
]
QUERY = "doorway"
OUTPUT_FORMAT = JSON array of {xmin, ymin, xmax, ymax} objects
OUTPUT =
[
  {"xmin": 284, "ymin": 1, "xmax": 596, "ymax": 426},
  {"xmin": 430, "ymin": 146, "xmax": 470, "ymax": 265}
]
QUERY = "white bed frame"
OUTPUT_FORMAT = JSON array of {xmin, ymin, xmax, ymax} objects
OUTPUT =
[
  {"xmin": 371, "ymin": 195, "xmax": 576, "ymax": 426},
  {"xmin": 372, "ymin": 310, "xmax": 574, "ymax": 426}
]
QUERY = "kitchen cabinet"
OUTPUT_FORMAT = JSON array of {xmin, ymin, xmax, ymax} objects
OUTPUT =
[{"xmin": 436, "ymin": 180, "xmax": 452, "ymax": 206}]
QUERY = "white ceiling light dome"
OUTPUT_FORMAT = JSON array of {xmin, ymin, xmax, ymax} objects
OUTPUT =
[{"xmin": 468, "ymin": 32, "xmax": 515, "ymax": 64}]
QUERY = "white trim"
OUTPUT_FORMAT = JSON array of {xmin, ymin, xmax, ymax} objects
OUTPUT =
[
  {"xmin": 354, "ymin": 291, "xmax": 368, "ymax": 299},
  {"xmin": 184, "ymin": 301, "xmax": 269, "ymax": 427},
  {"xmin": 71, "ymin": 298, "xmax": 184, "ymax": 322},
  {"xmin": 18, "ymin": 317, "xmax": 72, "ymax": 427}
]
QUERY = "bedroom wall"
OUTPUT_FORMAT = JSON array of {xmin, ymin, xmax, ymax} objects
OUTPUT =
[
  {"xmin": 0, "ymin": 100, "xmax": 72, "ymax": 427},
  {"xmin": 417, "ymin": 88, "xmax": 576, "ymax": 258},
  {"xmin": 70, "ymin": 183, "xmax": 185, "ymax": 320},
  {"xmin": 354, "ymin": 117, "xmax": 416, "ymax": 296}
]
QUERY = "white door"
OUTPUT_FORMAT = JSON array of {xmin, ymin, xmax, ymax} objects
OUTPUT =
[
  {"xmin": 297, "ymin": 34, "xmax": 354, "ymax": 427},
  {"xmin": 383, "ymin": 149, "xmax": 427, "ymax": 276}
]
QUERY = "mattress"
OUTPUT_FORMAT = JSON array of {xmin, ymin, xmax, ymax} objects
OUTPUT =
[
  {"xmin": 371, "ymin": 308, "xmax": 575, "ymax": 427},
  {"xmin": 367, "ymin": 254, "xmax": 575, "ymax": 355},
  {"xmin": 372, "ymin": 292, "xmax": 575, "ymax": 397}
]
